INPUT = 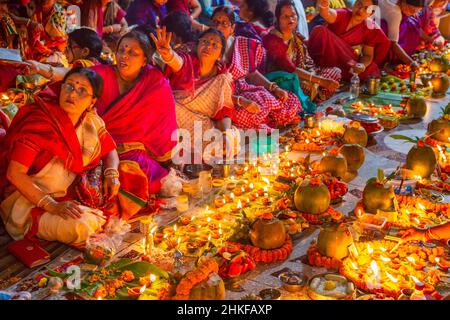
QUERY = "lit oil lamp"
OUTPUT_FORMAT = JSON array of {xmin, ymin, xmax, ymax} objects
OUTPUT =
[
  {"xmin": 232, "ymin": 199, "xmax": 243, "ymax": 213},
  {"xmin": 214, "ymin": 195, "xmax": 226, "ymax": 208}
]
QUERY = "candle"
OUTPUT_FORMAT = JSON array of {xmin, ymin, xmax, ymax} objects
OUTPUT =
[{"xmin": 176, "ymin": 195, "xmax": 189, "ymax": 212}]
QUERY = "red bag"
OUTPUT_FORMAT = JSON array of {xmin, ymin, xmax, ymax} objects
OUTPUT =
[{"xmin": 72, "ymin": 163, "xmax": 106, "ymax": 209}]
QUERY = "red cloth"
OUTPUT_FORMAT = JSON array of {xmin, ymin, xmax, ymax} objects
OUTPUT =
[
  {"xmin": 262, "ymin": 33, "xmax": 297, "ymax": 73},
  {"xmin": 166, "ymin": 0, "xmax": 189, "ymax": 14},
  {"xmin": 308, "ymin": 9, "xmax": 391, "ymax": 80},
  {"xmin": 0, "ymin": 85, "xmax": 116, "ymax": 199},
  {"xmin": 0, "ymin": 65, "xmax": 19, "ymax": 92},
  {"xmin": 165, "ymin": 51, "xmax": 233, "ymax": 120},
  {"xmin": 92, "ymin": 64, "xmax": 177, "ymax": 159}
]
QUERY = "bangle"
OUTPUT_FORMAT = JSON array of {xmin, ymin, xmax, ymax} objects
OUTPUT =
[
  {"xmin": 268, "ymin": 82, "xmax": 277, "ymax": 92},
  {"xmin": 46, "ymin": 65, "xmax": 54, "ymax": 80},
  {"xmin": 104, "ymin": 168, "xmax": 119, "ymax": 175},
  {"xmin": 37, "ymin": 194, "xmax": 54, "ymax": 209},
  {"xmin": 236, "ymin": 96, "xmax": 242, "ymax": 107}
]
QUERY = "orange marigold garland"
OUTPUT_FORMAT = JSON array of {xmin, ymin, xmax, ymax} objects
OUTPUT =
[
  {"xmin": 306, "ymin": 244, "xmax": 343, "ymax": 270},
  {"xmin": 227, "ymin": 235, "xmax": 293, "ymax": 263},
  {"xmin": 172, "ymin": 259, "xmax": 219, "ymax": 300},
  {"xmin": 300, "ymin": 206, "xmax": 335, "ymax": 225}
]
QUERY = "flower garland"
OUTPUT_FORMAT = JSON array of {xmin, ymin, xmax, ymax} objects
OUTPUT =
[
  {"xmin": 172, "ymin": 259, "xmax": 219, "ymax": 300},
  {"xmin": 299, "ymin": 206, "xmax": 335, "ymax": 225},
  {"xmin": 306, "ymin": 244, "xmax": 343, "ymax": 270},
  {"xmin": 396, "ymin": 194, "xmax": 450, "ymax": 214},
  {"xmin": 227, "ymin": 235, "xmax": 293, "ymax": 263}
]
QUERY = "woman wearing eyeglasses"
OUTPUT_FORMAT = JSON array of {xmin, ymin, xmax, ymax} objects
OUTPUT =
[
  {"xmin": 210, "ymin": 6, "xmax": 302, "ymax": 129},
  {"xmin": 0, "ymin": 67, "xmax": 119, "ymax": 247},
  {"xmin": 152, "ymin": 27, "xmax": 239, "ymax": 160}
]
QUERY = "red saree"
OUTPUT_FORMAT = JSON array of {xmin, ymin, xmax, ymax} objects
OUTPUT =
[
  {"xmin": 0, "ymin": 85, "xmax": 116, "ymax": 201},
  {"xmin": 92, "ymin": 64, "xmax": 177, "ymax": 219},
  {"xmin": 308, "ymin": 9, "xmax": 391, "ymax": 81}
]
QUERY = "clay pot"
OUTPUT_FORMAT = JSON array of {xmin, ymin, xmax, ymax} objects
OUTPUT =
[
  {"xmin": 406, "ymin": 96, "xmax": 427, "ymax": 119},
  {"xmin": 406, "ymin": 145, "xmax": 437, "ymax": 179},
  {"xmin": 294, "ymin": 182, "xmax": 331, "ymax": 214},
  {"xmin": 429, "ymin": 56, "xmax": 449, "ymax": 73},
  {"xmin": 343, "ymin": 126, "xmax": 368, "ymax": 147},
  {"xmin": 430, "ymin": 73, "xmax": 449, "ymax": 98},
  {"xmin": 190, "ymin": 273, "xmax": 225, "ymax": 300},
  {"xmin": 318, "ymin": 154, "xmax": 348, "ymax": 178},
  {"xmin": 340, "ymin": 144, "xmax": 365, "ymax": 172},
  {"xmin": 362, "ymin": 180, "xmax": 395, "ymax": 214},
  {"xmin": 317, "ymin": 223, "xmax": 354, "ymax": 260},
  {"xmin": 249, "ymin": 218, "xmax": 286, "ymax": 250}
]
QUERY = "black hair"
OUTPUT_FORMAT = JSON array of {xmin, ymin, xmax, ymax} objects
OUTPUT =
[
  {"xmin": 161, "ymin": 11, "xmax": 199, "ymax": 44},
  {"xmin": 117, "ymin": 30, "xmax": 153, "ymax": 63},
  {"xmin": 62, "ymin": 67, "xmax": 103, "ymax": 99},
  {"xmin": 244, "ymin": 0, "xmax": 274, "ymax": 27},
  {"xmin": 212, "ymin": 6, "xmax": 236, "ymax": 25},
  {"xmin": 132, "ymin": 24, "xmax": 157, "ymax": 50},
  {"xmin": 68, "ymin": 28, "xmax": 103, "ymax": 60},
  {"xmin": 197, "ymin": 28, "xmax": 227, "ymax": 56},
  {"xmin": 275, "ymin": 0, "xmax": 299, "ymax": 24}
]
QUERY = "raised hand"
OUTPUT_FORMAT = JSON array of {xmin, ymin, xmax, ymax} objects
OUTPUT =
[
  {"xmin": 149, "ymin": 26, "xmax": 173, "ymax": 61},
  {"xmin": 317, "ymin": 0, "xmax": 330, "ymax": 8}
]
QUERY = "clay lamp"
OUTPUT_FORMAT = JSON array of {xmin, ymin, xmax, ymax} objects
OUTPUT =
[{"xmin": 214, "ymin": 195, "xmax": 226, "ymax": 208}]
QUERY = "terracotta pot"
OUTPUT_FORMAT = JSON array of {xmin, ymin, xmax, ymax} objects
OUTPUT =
[
  {"xmin": 340, "ymin": 144, "xmax": 365, "ymax": 172},
  {"xmin": 406, "ymin": 145, "xmax": 437, "ymax": 179},
  {"xmin": 189, "ymin": 273, "xmax": 225, "ymax": 300},
  {"xmin": 427, "ymin": 117, "xmax": 450, "ymax": 142},
  {"xmin": 429, "ymin": 56, "xmax": 449, "ymax": 73},
  {"xmin": 430, "ymin": 73, "xmax": 449, "ymax": 98}
]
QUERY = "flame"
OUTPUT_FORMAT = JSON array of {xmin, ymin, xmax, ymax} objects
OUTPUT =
[
  {"xmin": 205, "ymin": 205, "xmax": 209, "ymax": 212},
  {"xmin": 315, "ymin": 130, "xmax": 320, "ymax": 136},
  {"xmin": 385, "ymin": 272, "xmax": 398, "ymax": 283},
  {"xmin": 262, "ymin": 177, "xmax": 271, "ymax": 185},
  {"xmin": 351, "ymin": 261, "xmax": 359, "ymax": 270},
  {"xmin": 230, "ymin": 193, "xmax": 235, "ymax": 200},
  {"xmin": 356, "ymin": 208, "xmax": 363, "ymax": 218},
  {"xmin": 139, "ymin": 285, "xmax": 147, "ymax": 294},
  {"xmin": 163, "ymin": 233, "xmax": 168, "ymax": 239},
  {"xmin": 405, "ymin": 209, "xmax": 410, "ymax": 215},
  {"xmin": 367, "ymin": 244, "xmax": 373, "ymax": 255},
  {"xmin": 380, "ymin": 256, "xmax": 391, "ymax": 262},
  {"xmin": 208, "ymin": 234, "xmax": 211, "ymax": 241},
  {"xmin": 417, "ymin": 203, "xmax": 426, "ymax": 211},
  {"xmin": 150, "ymin": 274, "xmax": 156, "ymax": 282},
  {"xmin": 269, "ymin": 197, "xmax": 274, "ymax": 203},
  {"xmin": 428, "ymin": 81, "xmax": 433, "ymax": 89},
  {"xmin": 173, "ymin": 225, "xmax": 177, "ymax": 232},
  {"xmin": 370, "ymin": 260, "xmax": 380, "ymax": 277},
  {"xmin": 244, "ymin": 166, "xmax": 249, "ymax": 172},
  {"xmin": 305, "ymin": 139, "xmax": 310, "ymax": 144},
  {"xmin": 249, "ymin": 183, "xmax": 254, "ymax": 190},
  {"xmin": 263, "ymin": 186, "xmax": 268, "ymax": 192},
  {"xmin": 407, "ymin": 257, "xmax": 416, "ymax": 264},
  {"xmin": 219, "ymin": 229, "xmax": 222, "ymax": 235},
  {"xmin": 97, "ymin": 296, "xmax": 102, "ymax": 300},
  {"xmin": 237, "ymin": 199, "xmax": 242, "ymax": 209},
  {"xmin": 177, "ymin": 237, "xmax": 181, "ymax": 246},
  {"xmin": 150, "ymin": 226, "xmax": 157, "ymax": 234},
  {"xmin": 246, "ymin": 198, "xmax": 250, "ymax": 204},
  {"xmin": 191, "ymin": 216, "xmax": 195, "ymax": 221},
  {"xmin": 206, "ymin": 217, "xmax": 211, "ymax": 222},
  {"xmin": 285, "ymin": 146, "xmax": 290, "ymax": 153},
  {"xmin": 410, "ymin": 275, "xmax": 421, "ymax": 285},
  {"xmin": 413, "ymin": 217, "xmax": 421, "ymax": 225}
]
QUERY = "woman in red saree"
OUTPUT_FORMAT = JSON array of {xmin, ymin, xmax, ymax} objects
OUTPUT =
[
  {"xmin": 234, "ymin": 0, "xmax": 274, "ymax": 40},
  {"xmin": 211, "ymin": 6, "xmax": 302, "ymax": 129},
  {"xmin": 152, "ymin": 27, "xmax": 239, "ymax": 161},
  {"xmin": 262, "ymin": 0, "xmax": 340, "ymax": 103},
  {"xmin": 81, "ymin": 0, "xmax": 128, "ymax": 39},
  {"xmin": 92, "ymin": 30, "xmax": 178, "ymax": 219},
  {"xmin": 308, "ymin": 0, "xmax": 391, "ymax": 81},
  {"xmin": 0, "ymin": 67, "xmax": 119, "ymax": 246}
]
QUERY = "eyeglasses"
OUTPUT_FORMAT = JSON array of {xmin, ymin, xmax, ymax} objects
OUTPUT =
[
  {"xmin": 198, "ymin": 38, "xmax": 222, "ymax": 50},
  {"xmin": 62, "ymin": 83, "xmax": 94, "ymax": 98},
  {"xmin": 211, "ymin": 20, "xmax": 231, "ymax": 28}
]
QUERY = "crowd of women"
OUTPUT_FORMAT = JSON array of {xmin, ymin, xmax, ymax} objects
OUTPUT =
[{"xmin": 0, "ymin": 0, "xmax": 448, "ymax": 247}]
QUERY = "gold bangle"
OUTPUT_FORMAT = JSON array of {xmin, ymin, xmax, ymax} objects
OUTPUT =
[
  {"xmin": 104, "ymin": 168, "xmax": 119, "ymax": 175},
  {"xmin": 236, "ymin": 96, "xmax": 242, "ymax": 107}
]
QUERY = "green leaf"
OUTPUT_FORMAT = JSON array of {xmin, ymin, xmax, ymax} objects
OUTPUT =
[
  {"xmin": 46, "ymin": 268, "xmax": 68, "ymax": 278},
  {"xmin": 116, "ymin": 261, "xmax": 169, "ymax": 279},
  {"xmin": 389, "ymin": 135, "xmax": 418, "ymax": 144},
  {"xmin": 377, "ymin": 169, "xmax": 385, "ymax": 184}
]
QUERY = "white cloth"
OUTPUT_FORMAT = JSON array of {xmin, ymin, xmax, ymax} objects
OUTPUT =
[
  {"xmin": 293, "ymin": 0, "xmax": 309, "ymax": 40},
  {"xmin": 378, "ymin": 0, "xmax": 402, "ymax": 42}
]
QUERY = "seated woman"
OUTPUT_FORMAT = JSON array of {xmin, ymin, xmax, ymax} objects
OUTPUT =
[
  {"xmin": 0, "ymin": 67, "xmax": 119, "ymax": 247},
  {"xmin": 0, "ymin": 0, "xmax": 27, "ymax": 57},
  {"xmin": 308, "ymin": 0, "xmax": 391, "ymax": 81},
  {"xmin": 211, "ymin": 6, "xmax": 302, "ymax": 129},
  {"xmin": 234, "ymin": 0, "xmax": 274, "ymax": 41},
  {"xmin": 25, "ymin": 28, "xmax": 103, "ymax": 79},
  {"xmin": 263, "ymin": 0, "xmax": 340, "ymax": 104},
  {"xmin": 417, "ymin": 0, "xmax": 447, "ymax": 48},
  {"xmin": 161, "ymin": 10, "xmax": 200, "ymax": 53},
  {"xmin": 166, "ymin": 0, "xmax": 202, "ymax": 20},
  {"xmin": 126, "ymin": 0, "xmax": 168, "ymax": 29},
  {"xmin": 28, "ymin": 0, "xmax": 68, "ymax": 63},
  {"xmin": 25, "ymin": 30, "xmax": 178, "ymax": 220},
  {"xmin": 151, "ymin": 27, "xmax": 238, "ymax": 160},
  {"xmin": 81, "ymin": 0, "xmax": 128, "ymax": 39},
  {"xmin": 378, "ymin": 0, "xmax": 425, "ymax": 64}
]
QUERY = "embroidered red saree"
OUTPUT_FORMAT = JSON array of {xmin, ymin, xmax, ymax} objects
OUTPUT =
[
  {"xmin": 308, "ymin": 9, "xmax": 391, "ymax": 81},
  {"xmin": 92, "ymin": 64, "xmax": 178, "ymax": 219}
]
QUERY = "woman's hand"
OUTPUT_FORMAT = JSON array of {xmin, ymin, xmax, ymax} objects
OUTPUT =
[
  {"xmin": 23, "ymin": 60, "xmax": 43, "ymax": 75},
  {"xmin": 150, "ymin": 26, "xmax": 173, "ymax": 61},
  {"xmin": 319, "ymin": 78, "xmax": 340, "ymax": 92},
  {"xmin": 347, "ymin": 60, "xmax": 365, "ymax": 74},
  {"xmin": 401, "ymin": 228, "xmax": 426, "ymax": 242},
  {"xmin": 241, "ymin": 97, "xmax": 261, "ymax": 113},
  {"xmin": 317, "ymin": 0, "xmax": 330, "ymax": 8},
  {"xmin": 104, "ymin": 175, "xmax": 120, "ymax": 201},
  {"xmin": 272, "ymin": 86, "xmax": 289, "ymax": 102},
  {"xmin": 47, "ymin": 200, "xmax": 83, "ymax": 220}
]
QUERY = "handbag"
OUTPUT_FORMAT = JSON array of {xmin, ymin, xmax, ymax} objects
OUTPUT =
[{"xmin": 72, "ymin": 161, "xmax": 106, "ymax": 209}]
